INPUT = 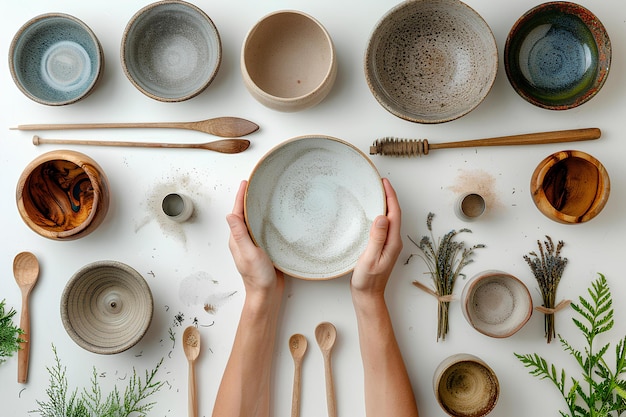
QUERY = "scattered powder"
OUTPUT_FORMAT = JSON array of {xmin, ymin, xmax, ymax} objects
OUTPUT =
[
  {"xmin": 447, "ymin": 169, "xmax": 503, "ymax": 212},
  {"xmin": 178, "ymin": 271, "xmax": 236, "ymax": 314}
]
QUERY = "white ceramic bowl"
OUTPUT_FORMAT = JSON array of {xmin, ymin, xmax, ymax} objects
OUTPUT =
[
  {"xmin": 461, "ymin": 270, "xmax": 533, "ymax": 338},
  {"xmin": 241, "ymin": 10, "xmax": 337, "ymax": 112},
  {"xmin": 245, "ymin": 136, "xmax": 385, "ymax": 279},
  {"xmin": 121, "ymin": 0, "xmax": 221, "ymax": 102}
]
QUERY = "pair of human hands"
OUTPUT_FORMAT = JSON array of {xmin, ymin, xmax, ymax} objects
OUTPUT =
[{"xmin": 226, "ymin": 178, "xmax": 402, "ymax": 300}]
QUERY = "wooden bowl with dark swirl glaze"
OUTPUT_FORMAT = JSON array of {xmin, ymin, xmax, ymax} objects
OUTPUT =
[
  {"xmin": 16, "ymin": 150, "xmax": 110, "ymax": 240},
  {"xmin": 531, "ymin": 150, "xmax": 609, "ymax": 224}
]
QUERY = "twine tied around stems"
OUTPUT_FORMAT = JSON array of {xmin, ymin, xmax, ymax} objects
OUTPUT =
[
  {"xmin": 412, "ymin": 281, "xmax": 455, "ymax": 302},
  {"xmin": 535, "ymin": 299, "xmax": 571, "ymax": 315}
]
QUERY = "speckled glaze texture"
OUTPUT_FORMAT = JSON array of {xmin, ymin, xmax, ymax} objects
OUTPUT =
[
  {"xmin": 461, "ymin": 270, "xmax": 533, "ymax": 338},
  {"xmin": 531, "ymin": 150, "xmax": 610, "ymax": 224},
  {"xmin": 365, "ymin": 0, "xmax": 497, "ymax": 124},
  {"xmin": 244, "ymin": 136, "xmax": 385, "ymax": 280},
  {"xmin": 121, "ymin": 0, "xmax": 221, "ymax": 102},
  {"xmin": 505, "ymin": 1, "xmax": 611, "ymax": 110},
  {"xmin": 9, "ymin": 13, "xmax": 104, "ymax": 105},
  {"xmin": 61, "ymin": 261, "xmax": 153, "ymax": 355}
]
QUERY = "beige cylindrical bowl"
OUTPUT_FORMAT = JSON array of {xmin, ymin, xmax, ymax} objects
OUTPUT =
[
  {"xmin": 434, "ymin": 354, "xmax": 499, "ymax": 417},
  {"xmin": 531, "ymin": 150, "xmax": 610, "ymax": 224},
  {"xmin": 61, "ymin": 261, "xmax": 154, "ymax": 354},
  {"xmin": 461, "ymin": 270, "xmax": 533, "ymax": 338},
  {"xmin": 16, "ymin": 150, "xmax": 110, "ymax": 240},
  {"xmin": 241, "ymin": 10, "xmax": 337, "ymax": 112}
]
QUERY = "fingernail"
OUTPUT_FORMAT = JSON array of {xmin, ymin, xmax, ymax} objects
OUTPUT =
[{"xmin": 375, "ymin": 216, "xmax": 389, "ymax": 228}]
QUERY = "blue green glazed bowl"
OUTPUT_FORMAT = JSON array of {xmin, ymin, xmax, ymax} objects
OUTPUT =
[
  {"xmin": 504, "ymin": 2, "xmax": 610, "ymax": 110},
  {"xmin": 9, "ymin": 13, "xmax": 104, "ymax": 106}
]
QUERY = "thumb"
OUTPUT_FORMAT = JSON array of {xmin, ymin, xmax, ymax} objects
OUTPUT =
[
  {"xmin": 363, "ymin": 215, "xmax": 389, "ymax": 258},
  {"xmin": 226, "ymin": 214, "xmax": 253, "ymax": 246}
]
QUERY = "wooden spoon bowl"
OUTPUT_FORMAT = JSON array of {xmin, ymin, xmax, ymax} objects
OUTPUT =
[
  {"xmin": 531, "ymin": 150, "xmax": 610, "ymax": 224},
  {"xmin": 16, "ymin": 150, "xmax": 110, "ymax": 240}
]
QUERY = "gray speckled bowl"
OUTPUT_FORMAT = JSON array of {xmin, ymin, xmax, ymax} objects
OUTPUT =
[
  {"xmin": 365, "ymin": 0, "xmax": 497, "ymax": 124},
  {"xmin": 9, "ymin": 13, "xmax": 104, "ymax": 106},
  {"xmin": 121, "ymin": 0, "xmax": 221, "ymax": 102}
]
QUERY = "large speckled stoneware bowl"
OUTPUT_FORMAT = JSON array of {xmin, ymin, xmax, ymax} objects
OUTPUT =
[
  {"xmin": 241, "ymin": 10, "xmax": 337, "ymax": 112},
  {"xmin": 9, "ymin": 13, "xmax": 104, "ymax": 106},
  {"xmin": 16, "ymin": 150, "xmax": 110, "ymax": 240},
  {"xmin": 244, "ymin": 136, "xmax": 386, "ymax": 279},
  {"xmin": 504, "ymin": 1, "xmax": 611, "ymax": 110},
  {"xmin": 365, "ymin": 0, "xmax": 497, "ymax": 124},
  {"xmin": 121, "ymin": 0, "xmax": 221, "ymax": 102},
  {"xmin": 61, "ymin": 261, "xmax": 153, "ymax": 354}
]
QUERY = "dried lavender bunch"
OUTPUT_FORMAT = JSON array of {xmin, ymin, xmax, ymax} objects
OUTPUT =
[
  {"xmin": 408, "ymin": 212, "xmax": 485, "ymax": 341},
  {"xmin": 524, "ymin": 236, "xmax": 568, "ymax": 343}
]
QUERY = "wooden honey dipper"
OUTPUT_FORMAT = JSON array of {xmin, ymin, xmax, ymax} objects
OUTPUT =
[{"xmin": 369, "ymin": 128, "xmax": 601, "ymax": 156}]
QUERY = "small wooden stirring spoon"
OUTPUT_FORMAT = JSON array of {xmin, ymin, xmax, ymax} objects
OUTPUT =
[
  {"xmin": 289, "ymin": 334, "xmax": 308, "ymax": 417},
  {"xmin": 315, "ymin": 322, "xmax": 337, "ymax": 417},
  {"xmin": 183, "ymin": 326, "xmax": 201, "ymax": 417},
  {"xmin": 12, "ymin": 116, "xmax": 259, "ymax": 138},
  {"xmin": 13, "ymin": 252, "xmax": 40, "ymax": 384}
]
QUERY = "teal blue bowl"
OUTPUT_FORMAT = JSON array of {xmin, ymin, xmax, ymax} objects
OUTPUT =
[
  {"xmin": 504, "ymin": 2, "xmax": 610, "ymax": 110},
  {"xmin": 9, "ymin": 13, "xmax": 104, "ymax": 106}
]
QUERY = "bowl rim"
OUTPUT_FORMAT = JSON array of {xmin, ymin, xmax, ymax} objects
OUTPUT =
[
  {"xmin": 244, "ymin": 134, "xmax": 385, "ymax": 280},
  {"xmin": 461, "ymin": 270, "xmax": 533, "ymax": 338},
  {"xmin": 364, "ymin": 0, "xmax": 498, "ymax": 124},
  {"xmin": 60, "ymin": 260, "xmax": 153, "ymax": 355},
  {"xmin": 530, "ymin": 149, "xmax": 610, "ymax": 224},
  {"xmin": 15, "ymin": 149, "xmax": 110, "ymax": 240},
  {"xmin": 9, "ymin": 12, "xmax": 104, "ymax": 106},
  {"xmin": 504, "ymin": 1, "xmax": 612, "ymax": 110},
  {"xmin": 120, "ymin": 0, "xmax": 222, "ymax": 102},
  {"xmin": 240, "ymin": 9, "xmax": 337, "ymax": 108}
]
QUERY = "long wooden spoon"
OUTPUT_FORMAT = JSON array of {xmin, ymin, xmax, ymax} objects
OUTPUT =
[
  {"xmin": 12, "ymin": 116, "xmax": 259, "ymax": 138},
  {"xmin": 32, "ymin": 135, "xmax": 250, "ymax": 154},
  {"xmin": 183, "ymin": 326, "xmax": 201, "ymax": 417},
  {"xmin": 315, "ymin": 322, "xmax": 337, "ymax": 417},
  {"xmin": 13, "ymin": 252, "xmax": 40, "ymax": 384},
  {"xmin": 289, "ymin": 334, "xmax": 308, "ymax": 417}
]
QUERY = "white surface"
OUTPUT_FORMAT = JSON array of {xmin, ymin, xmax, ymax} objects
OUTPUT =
[{"xmin": 1, "ymin": 1, "xmax": 625, "ymax": 416}]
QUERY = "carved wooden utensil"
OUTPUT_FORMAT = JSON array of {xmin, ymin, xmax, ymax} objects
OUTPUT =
[
  {"xmin": 32, "ymin": 135, "xmax": 250, "ymax": 154},
  {"xmin": 13, "ymin": 252, "xmax": 40, "ymax": 383},
  {"xmin": 12, "ymin": 116, "xmax": 259, "ymax": 138},
  {"xmin": 370, "ymin": 128, "xmax": 601, "ymax": 156},
  {"xmin": 315, "ymin": 322, "xmax": 337, "ymax": 417},
  {"xmin": 289, "ymin": 334, "xmax": 308, "ymax": 417},
  {"xmin": 183, "ymin": 326, "xmax": 201, "ymax": 417}
]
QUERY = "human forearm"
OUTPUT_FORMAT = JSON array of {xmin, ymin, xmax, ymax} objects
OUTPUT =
[
  {"xmin": 212, "ymin": 288, "xmax": 283, "ymax": 417},
  {"xmin": 353, "ymin": 293, "xmax": 419, "ymax": 417}
]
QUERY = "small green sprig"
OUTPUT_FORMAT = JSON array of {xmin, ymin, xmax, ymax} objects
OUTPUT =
[
  {"xmin": 32, "ymin": 345, "xmax": 164, "ymax": 417},
  {"xmin": 515, "ymin": 273, "xmax": 626, "ymax": 417},
  {"xmin": 0, "ymin": 299, "xmax": 24, "ymax": 364},
  {"xmin": 524, "ymin": 236, "xmax": 568, "ymax": 343},
  {"xmin": 407, "ymin": 212, "xmax": 485, "ymax": 341}
]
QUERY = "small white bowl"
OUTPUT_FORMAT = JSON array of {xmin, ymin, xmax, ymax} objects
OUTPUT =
[
  {"xmin": 241, "ymin": 10, "xmax": 337, "ymax": 112},
  {"xmin": 245, "ymin": 136, "xmax": 385, "ymax": 279},
  {"xmin": 461, "ymin": 270, "xmax": 533, "ymax": 338}
]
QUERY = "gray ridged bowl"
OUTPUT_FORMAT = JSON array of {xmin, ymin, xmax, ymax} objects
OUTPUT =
[{"xmin": 61, "ymin": 261, "xmax": 153, "ymax": 354}]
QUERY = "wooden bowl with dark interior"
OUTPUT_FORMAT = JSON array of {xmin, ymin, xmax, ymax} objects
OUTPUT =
[{"xmin": 16, "ymin": 150, "xmax": 110, "ymax": 240}]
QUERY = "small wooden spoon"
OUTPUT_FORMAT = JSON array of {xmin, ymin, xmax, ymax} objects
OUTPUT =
[
  {"xmin": 32, "ymin": 135, "xmax": 250, "ymax": 154},
  {"xmin": 183, "ymin": 326, "xmax": 201, "ymax": 417},
  {"xmin": 289, "ymin": 334, "xmax": 308, "ymax": 417},
  {"xmin": 13, "ymin": 116, "xmax": 259, "ymax": 138},
  {"xmin": 315, "ymin": 322, "xmax": 337, "ymax": 417},
  {"xmin": 13, "ymin": 252, "xmax": 40, "ymax": 384}
]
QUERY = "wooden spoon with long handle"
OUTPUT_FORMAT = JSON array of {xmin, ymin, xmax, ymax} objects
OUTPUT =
[
  {"xmin": 32, "ymin": 135, "xmax": 250, "ymax": 154},
  {"xmin": 183, "ymin": 326, "xmax": 201, "ymax": 417},
  {"xmin": 13, "ymin": 252, "xmax": 40, "ymax": 384},
  {"xmin": 315, "ymin": 322, "xmax": 337, "ymax": 417},
  {"xmin": 289, "ymin": 334, "xmax": 308, "ymax": 417},
  {"xmin": 12, "ymin": 116, "xmax": 259, "ymax": 138}
]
